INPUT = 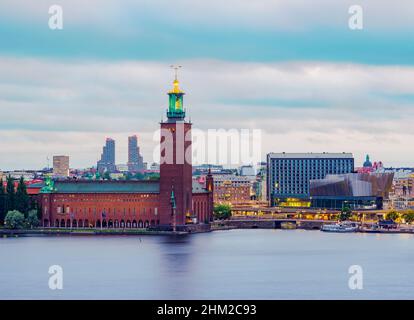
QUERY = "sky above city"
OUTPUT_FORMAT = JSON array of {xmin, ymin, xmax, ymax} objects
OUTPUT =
[{"xmin": 0, "ymin": 0, "xmax": 413, "ymax": 170}]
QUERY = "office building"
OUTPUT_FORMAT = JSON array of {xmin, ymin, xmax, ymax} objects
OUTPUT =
[
  {"xmin": 97, "ymin": 138, "xmax": 116, "ymax": 173},
  {"xmin": 267, "ymin": 152, "xmax": 354, "ymax": 206},
  {"xmin": 127, "ymin": 135, "xmax": 144, "ymax": 172}
]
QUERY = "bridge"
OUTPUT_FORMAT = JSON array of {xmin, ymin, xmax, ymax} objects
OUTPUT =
[{"xmin": 214, "ymin": 218, "xmax": 328, "ymax": 230}]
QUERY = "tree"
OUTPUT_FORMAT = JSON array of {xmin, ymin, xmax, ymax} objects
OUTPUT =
[
  {"xmin": 213, "ymin": 204, "xmax": 232, "ymax": 220},
  {"xmin": 103, "ymin": 171, "xmax": 111, "ymax": 180},
  {"xmin": 134, "ymin": 172, "xmax": 145, "ymax": 180},
  {"xmin": 25, "ymin": 210, "xmax": 40, "ymax": 229},
  {"xmin": 4, "ymin": 210, "xmax": 25, "ymax": 229},
  {"xmin": 403, "ymin": 211, "xmax": 414, "ymax": 224},
  {"xmin": 125, "ymin": 172, "xmax": 133, "ymax": 180},
  {"xmin": 339, "ymin": 206, "xmax": 352, "ymax": 221},
  {"xmin": 146, "ymin": 173, "xmax": 160, "ymax": 181},
  {"xmin": 386, "ymin": 210, "xmax": 400, "ymax": 222},
  {"xmin": 5, "ymin": 175, "xmax": 15, "ymax": 213},
  {"xmin": 15, "ymin": 176, "xmax": 30, "ymax": 216}
]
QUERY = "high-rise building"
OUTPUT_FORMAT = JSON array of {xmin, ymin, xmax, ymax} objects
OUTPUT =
[
  {"xmin": 267, "ymin": 152, "xmax": 354, "ymax": 206},
  {"xmin": 97, "ymin": 138, "xmax": 116, "ymax": 173},
  {"xmin": 127, "ymin": 135, "xmax": 144, "ymax": 172},
  {"xmin": 53, "ymin": 155, "xmax": 70, "ymax": 177}
]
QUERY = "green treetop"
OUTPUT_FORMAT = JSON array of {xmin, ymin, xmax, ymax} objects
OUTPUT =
[{"xmin": 15, "ymin": 176, "xmax": 30, "ymax": 216}]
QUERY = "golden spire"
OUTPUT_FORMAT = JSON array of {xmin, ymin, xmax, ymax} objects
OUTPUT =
[{"xmin": 169, "ymin": 65, "xmax": 183, "ymax": 93}]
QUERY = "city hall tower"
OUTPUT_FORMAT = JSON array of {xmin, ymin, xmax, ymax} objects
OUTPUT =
[{"xmin": 159, "ymin": 68, "xmax": 193, "ymax": 227}]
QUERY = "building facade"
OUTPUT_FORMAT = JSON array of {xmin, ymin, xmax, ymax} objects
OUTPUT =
[
  {"xmin": 212, "ymin": 174, "xmax": 252, "ymax": 205},
  {"xmin": 53, "ymin": 155, "xmax": 70, "ymax": 177},
  {"xmin": 386, "ymin": 172, "xmax": 414, "ymax": 210},
  {"xmin": 239, "ymin": 165, "xmax": 255, "ymax": 176},
  {"xmin": 40, "ymin": 77, "xmax": 213, "ymax": 230},
  {"xmin": 97, "ymin": 138, "xmax": 116, "ymax": 173},
  {"xmin": 310, "ymin": 172, "xmax": 394, "ymax": 210},
  {"xmin": 267, "ymin": 153, "xmax": 354, "ymax": 207},
  {"xmin": 127, "ymin": 135, "xmax": 144, "ymax": 172}
]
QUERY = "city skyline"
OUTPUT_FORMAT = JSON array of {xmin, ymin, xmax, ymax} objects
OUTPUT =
[
  {"xmin": 0, "ymin": 1, "xmax": 413, "ymax": 170},
  {"xmin": 1, "ymin": 1, "xmax": 414, "ymax": 303}
]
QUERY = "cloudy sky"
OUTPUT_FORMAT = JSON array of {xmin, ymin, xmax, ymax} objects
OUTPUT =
[{"xmin": 0, "ymin": 0, "xmax": 413, "ymax": 170}]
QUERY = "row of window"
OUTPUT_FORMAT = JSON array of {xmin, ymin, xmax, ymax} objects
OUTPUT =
[
  {"xmin": 271, "ymin": 159, "xmax": 353, "ymax": 164},
  {"xmin": 53, "ymin": 198, "xmax": 157, "ymax": 203},
  {"xmin": 44, "ymin": 218, "xmax": 159, "ymax": 228},
  {"xmin": 52, "ymin": 203, "xmax": 209, "ymax": 216},
  {"xmin": 55, "ymin": 206, "xmax": 158, "ymax": 216}
]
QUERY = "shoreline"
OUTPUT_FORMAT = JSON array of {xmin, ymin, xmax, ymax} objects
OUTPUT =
[
  {"xmin": 1, "ymin": 224, "xmax": 414, "ymax": 237},
  {"xmin": 0, "ymin": 228, "xmax": 194, "ymax": 237}
]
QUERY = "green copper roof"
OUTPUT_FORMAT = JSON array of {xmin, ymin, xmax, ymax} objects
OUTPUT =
[
  {"xmin": 40, "ymin": 176, "xmax": 56, "ymax": 193},
  {"xmin": 48, "ymin": 181, "xmax": 160, "ymax": 194}
]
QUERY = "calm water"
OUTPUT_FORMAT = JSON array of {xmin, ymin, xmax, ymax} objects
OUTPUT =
[{"xmin": 1, "ymin": 229, "xmax": 413, "ymax": 299}]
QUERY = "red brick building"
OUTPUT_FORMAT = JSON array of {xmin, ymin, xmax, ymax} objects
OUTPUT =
[{"xmin": 40, "ymin": 77, "xmax": 214, "ymax": 230}]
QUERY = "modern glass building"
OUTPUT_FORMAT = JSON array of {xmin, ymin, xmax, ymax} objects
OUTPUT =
[{"xmin": 266, "ymin": 153, "xmax": 354, "ymax": 207}]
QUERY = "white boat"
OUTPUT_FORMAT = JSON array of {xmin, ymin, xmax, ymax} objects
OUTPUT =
[{"xmin": 321, "ymin": 222, "xmax": 358, "ymax": 233}]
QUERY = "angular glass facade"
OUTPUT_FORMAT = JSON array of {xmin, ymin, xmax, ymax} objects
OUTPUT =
[{"xmin": 309, "ymin": 172, "xmax": 394, "ymax": 210}]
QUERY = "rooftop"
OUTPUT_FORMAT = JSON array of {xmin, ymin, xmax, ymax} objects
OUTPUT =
[
  {"xmin": 49, "ymin": 180, "xmax": 160, "ymax": 194},
  {"xmin": 41, "ymin": 179, "xmax": 210, "ymax": 194},
  {"xmin": 268, "ymin": 152, "xmax": 354, "ymax": 159},
  {"xmin": 192, "ymin": 180, "xmax": 209, "ymax": 193}
]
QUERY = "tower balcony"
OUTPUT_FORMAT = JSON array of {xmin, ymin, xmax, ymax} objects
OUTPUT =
[{"xmin": 167, "ymin": 110, "xmax": 186, "ymax": 119}]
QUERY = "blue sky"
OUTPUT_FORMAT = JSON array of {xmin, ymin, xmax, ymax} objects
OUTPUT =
[{"xmin": 0, "ymin": 0, "xmax": 413, "ymax": 169}]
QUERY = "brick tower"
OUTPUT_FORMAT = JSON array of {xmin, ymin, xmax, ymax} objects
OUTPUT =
[{"xmin": 159, "ymin": 69, "xmax": 193, "ymax": 228}]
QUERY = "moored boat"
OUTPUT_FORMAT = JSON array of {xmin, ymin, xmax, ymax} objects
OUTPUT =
[
  {"xmin": 281, "ymin": 222, "xmax": 297, "ymax": 230},
  {"xmin": 321, "ymin": 222, "xmax": 358, "ymax": 233}
]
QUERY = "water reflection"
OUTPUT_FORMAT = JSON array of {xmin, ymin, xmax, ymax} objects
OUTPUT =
[
  {"xmin": 153, "ymin": 235, "xmax": 195, "ymax": 299},
  {"xmin": 0, "ymin": 230, "xmax": 413, "ymax": 299}
]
